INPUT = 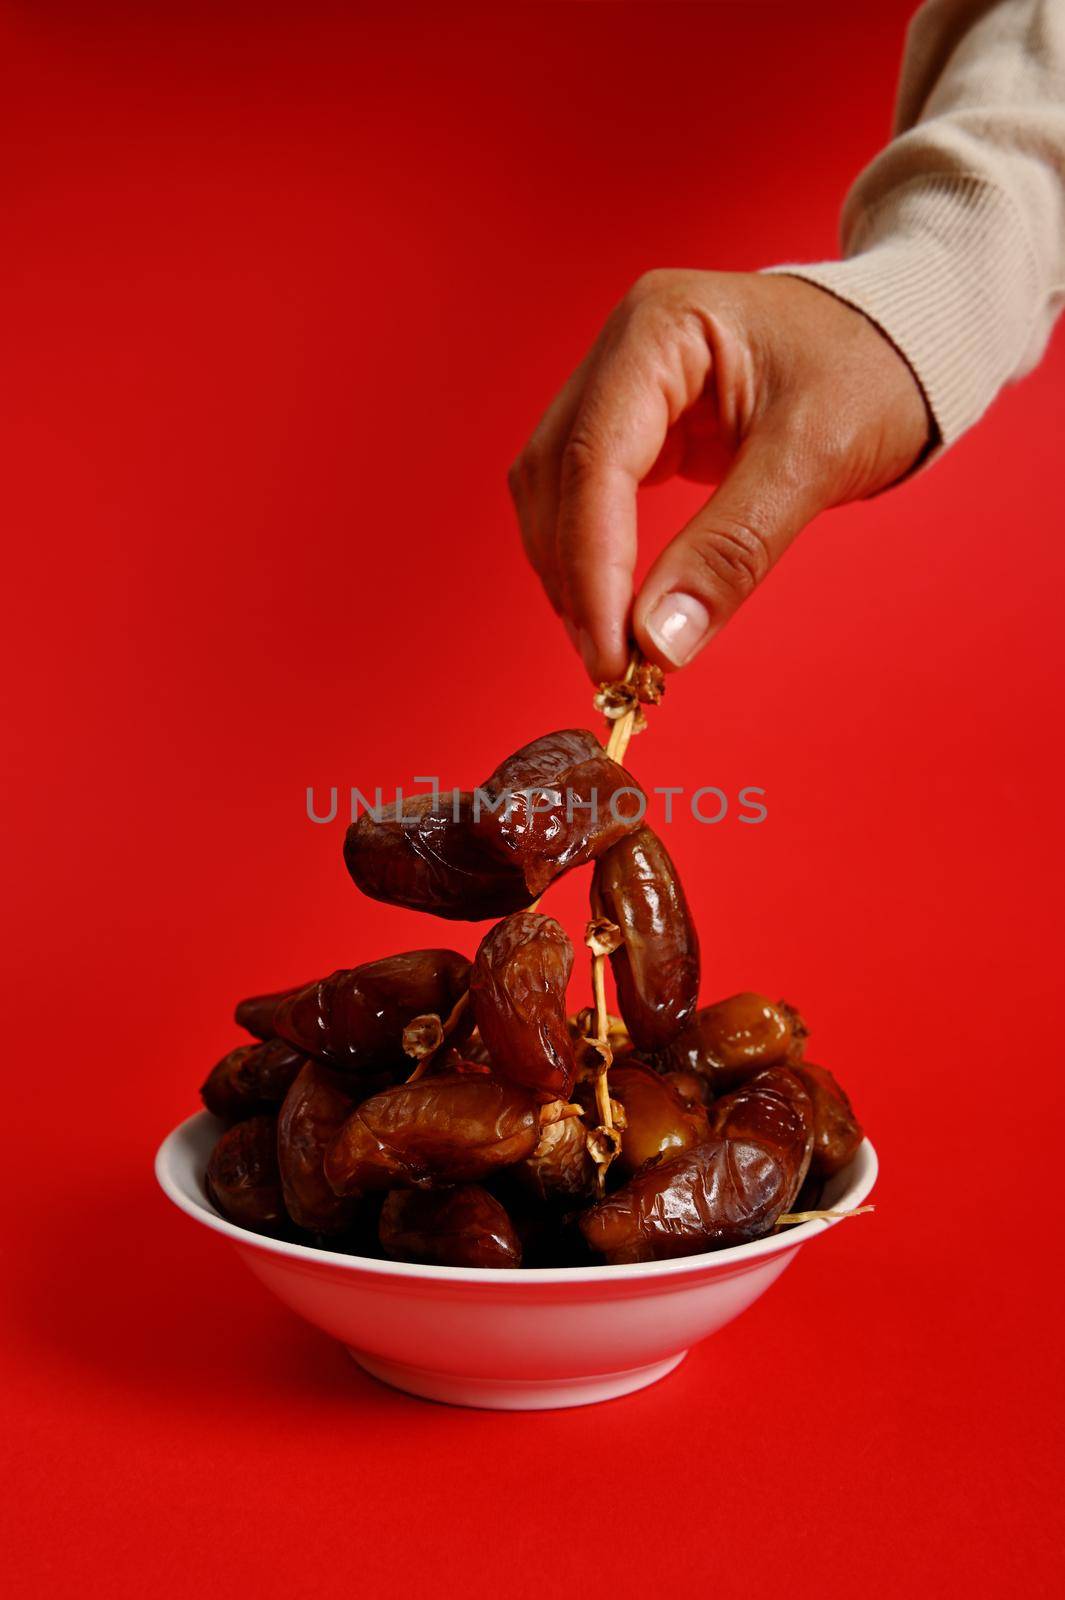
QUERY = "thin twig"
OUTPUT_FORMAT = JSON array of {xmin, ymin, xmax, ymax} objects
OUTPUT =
[
  {"xmin": 404, "ymin": 989, "xmax": 471, "ymax": 1083},
  {"xmin": 583, "ymin": 915, "xmax": 624, "ymax": 1190},
  {"xmin": 776, "ymin": 1205, "xmax": 875, "ymax": 1226},
  {"xmin": 604, "ymin": 655, "xmax": 640, "ymax": 765},
  {"xmin": 597, "ymin": 650, "xmax": 665, "ymax": 765}
]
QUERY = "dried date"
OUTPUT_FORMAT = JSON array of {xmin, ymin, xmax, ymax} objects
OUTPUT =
[
  {"xmin": 579, "ymin": 1135, "xmax": 794, "ymax": 1263},
  {"xmin": 605, "ymin": 1060, "xmax": 709, "ymax": 1179},
  {"xmin": 201, "ymin": 1039, "xmax": 306, "ymax": 1120},
  {"xmin": 709, "ymin": 1064, "xmax": 814, "ymax": 1208},
  {"xmin": 472, "ymin": 728, "xmax": 646, "ymax": 896},
  {"xmin": 344, "ymin": 791, "xmax": 532, "ymax": 921},
  {"xmin": 469, "ymin": 912, "xmax": 576, "ymax": 1101},
  {"xmin": 235, "ymin": 981, "xmax": 310, "ymax": 1041},
  {"xmin": 273, "ymin": 950, "xmax": 472, "ymax": 1077},
  {"xmin": 379, "ymin": 1185, "xmax": 522, "ymax": 1268},
  {"xmin": 591, "ymin": 826, "xmax": 699, "ymax": 1052},
  {"xmin": 204, "ymin": 1115, "xmax": 287, "ymax": 1235},
  {"xmin": 277, "ymin": 1061, "xmax": 360, "ymax": 1234},
  {"xmin": 514, "ymin": 1110, "xmax": 597, "ymax": 1203},
  {"xmin": 323, "ymin": 1072, "xmax": 540, "ymax": 1196},
  {"xmin": 792, "ymin": 1061, "xmax": 863, "ymax": 1177},
  {"xmin": 655, "ymin": 992, "xmax": 806, "ymax": 1093}
]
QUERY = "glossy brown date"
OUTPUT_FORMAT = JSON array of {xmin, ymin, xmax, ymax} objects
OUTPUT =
[
  {"xmin": 793, "ymin": 1062, "xmax": 863, "ymax": 1177},
  {"xmin": 472, "ymin": 728, "xmax": 646, "ymax": 897},
  {"xmin": 580, "ymin": 1133, "xmax": 796, "ymax": 1263},
  {"xmin": 201, "ymin": 1039, "xmax": 306, "ymax": 1120},
  {"xmin": 592, "ymin": 826, "xmax": 700, "ymax": 1052},
  {"xmin": 655, "ymin": 992, "xmax": 806, "ymax": 1093},
  {"xmin": 662, "ymin": 1067, "xmax": 712, "ymax": 1109},
  {"xmin": 323, "ymin": 1071, "xmax": 540, "ymax": 1196},
  {"xmin": 605, "ymin": 1060, "xmax": 709, "ymax": 1179},
  {"xmin": 379, "ymin": 1185, "xmax": 522, "ymax": 1268},
  {"xmin": 273, "ymin": 950, "xmax": 472, "ymax": 1076},
  {"xmin": 709, "ymin": 1065, "xmax": 814, "ymax": 1208},
  {"xmin": 469, "ymin": 912, "xmax": 576, "ymax": 1101},
  {"xmin": 277, "ymin": 1061, "xmax": 360, "ymax": 1234},
  {"xmin": 581, "ymin": 1065, "xmax": 813, "ymax": 1263},
  {"xmin": 344, "ymin": 791, "xmax": 533, "ymax": 921},
  {"xmin": 234, "ymin": 982, "xmax": 311, "ymax": 1041},
  {"xmin": 204, "ymin": 1115, "xmax": 287, "ymax": 1235},
  {"xmin": 515, "ymin": 1111, "xmax": 596, "ymax": 1203}
]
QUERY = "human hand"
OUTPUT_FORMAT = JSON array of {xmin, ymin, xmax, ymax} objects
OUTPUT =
[{"xmin": 509, "ymin": 270, "xmax": 932, "ymax": 680}]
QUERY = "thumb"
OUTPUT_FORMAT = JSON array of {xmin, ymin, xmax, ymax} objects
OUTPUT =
[{"xmin": 633, "ymin": 424, "xmax": 826, "ymax": 669}]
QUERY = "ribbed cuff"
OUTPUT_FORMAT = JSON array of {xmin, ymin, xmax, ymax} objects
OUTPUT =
[{"xmin": 765, "ymin": 174, "xmax": 1041, "ymax": 449}]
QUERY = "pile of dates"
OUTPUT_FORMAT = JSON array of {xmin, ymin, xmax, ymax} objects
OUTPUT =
[{"xmin": 201, "ymin": 725, "xmax": 863, "ymax": 1267}]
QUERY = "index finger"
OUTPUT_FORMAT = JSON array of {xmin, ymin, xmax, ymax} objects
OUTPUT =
[{"xmin": 554, "ymin": 323, "xmax": 708, "ymax": 682}]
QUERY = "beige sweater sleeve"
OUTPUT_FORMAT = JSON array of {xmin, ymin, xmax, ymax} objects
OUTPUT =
[{"xmin": 767, "ymin": 0, "xmax": 1065, "ymax": 448}]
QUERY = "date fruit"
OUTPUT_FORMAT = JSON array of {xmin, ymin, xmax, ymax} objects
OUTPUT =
[
  {"xmin": 470, "ymin": 912, "xmax": 576, "ymax": 1101},
  {"xmin": 580, "ymin": 1136, "xmax": 793, "ymax": 1263},
  {"xmin": 662, "ymin": 1067, "xmax": 712, "ymax": 1109},
  {"xmin": 323, "ymin": 1072, "xmax": 540, "ymax": 1196},
  {"xmin": 655, "ymin": 992, "xmax": 806, "ymax": 1093},
  {"xmin": 235, "ymin": 982, "xmax": 310, "ymax": 1041},
  {"xmin": 472, "ymin": 729, "xmax": 646, "ymax": 896},
  {"xmin": 581, "ymin": 1066, "xmax": 814, "ymax": 1262},
  {"xmin": 592, "ymin": 826, "xmax": 699, "ymax": 1052},
  {"xmin": 277, "ymin": 1061, "xmax": 360, "ymax": 1234},
  {"xmin": 515, "ymin": 1111, "xmax": 597, "ymax": 1203},
  {"xmin": 201, "ymin": 1039, "xmax": 306, "ymax": 1120},
  {"xmin": 606, "ymin": 1060, "xmax": 709, "ymax": 1179},
  {"xmin": 792, "ymin": 1062, "xmax": 863, "ymax": 1177},
  {"xmin": 379, "ymin": 1185, "xmax": 522, "ymax": 1268},
  {"xmin": 344, "ymin": 791, "xmax": 533, "ymax": 921},
  {"xmin": 273, "ymin": 950, "xmax": 472, "ymax": 1076},
  {"xmin": 709, "ymin": 1065, "xmax": 814, "ymax": 1209},
  {"xmin": 204, "ymin": 1115, "xmax": 287, "ymax": 1235}
]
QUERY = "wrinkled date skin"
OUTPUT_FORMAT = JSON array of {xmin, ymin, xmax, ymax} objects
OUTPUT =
[
  {"xmin": 273, "ymin": 950, "xmax": 472, "ymax": 1076},
  {"xmin": 580, "ymin": 1135, "xmax": 797, "ymax": 1264},
  {"xmin": 592, "ymin": 827, "xmax": 700, "ymax": 1052},
  {"xmin": 201, "ymin": 1039, "xmax": 306, "ymax": 1120},
  {"xmin": 655, "ymin": 992, "xmax": 806, "ymax": 1093},
  {"xmin": 515, "ymin": 1112, "xmax": 596, "ymax": 1202},
  {"xmin": 581, "ymin": 1065, "xmax": 814, "ymax": 1263},
  {"xmin": 323, "ymin": 1072, "xmax": 540, "ymax": 1196},
  {"xmin": 793, "ymin": 1062, "xmax": 863, "ymax": 1177},
  {"xmin": 472, "ymin": 729, "xmax": 646, "ymax": 897},
  {"xmin": 469, "ymin": 912, "xmax": 576, "ymax": 1101},
  {"xmin": 204, "ymin": 1115, "xmax": 288, "ymax": 1235},
  {"xmin": 234, "ymin": 982, "xmax": 310, "ymax": 1041},
  {"xmin": 606, "ymin": 1061, "xmax": 709, "ymax": 1179},
  {"xmin": 343, "ymin": 791, "xmax": 533, "ymax": 921},
  {"xmin": 379, "ymin": 1184, "xmax": 522, "ymax": 1268},
  {"xmin": 710, "ymin": 1065, "xmax": 814, "ymax": 1209},
  {"xmin": 277, "ymin": 1061, "xmax": 361, "ymax": 1234}
]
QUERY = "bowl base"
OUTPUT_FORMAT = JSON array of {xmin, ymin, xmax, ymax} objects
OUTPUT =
[{"xmin": 347, "ymin": 1348, "xmax": 687, "ymax": 1410}]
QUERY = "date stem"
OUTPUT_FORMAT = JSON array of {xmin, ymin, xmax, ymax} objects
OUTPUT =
[
  {"xmin": 604, "ymin": 654, "xmax": 639, "ymax": 766},
  {"xmin": 584, "ymin": 915, "xmax": 625, "ymax": 1190},
  {"xmin": 596, "ymin": 650, "xmax": 665, "ymax": 766},
  {"xmin": 776, "ymin": 1205, "xmax": 875, "ymax": 1226},
  {"xmin": 404, "ymin": 989, "xmax": 471, "ymax": 1083}
]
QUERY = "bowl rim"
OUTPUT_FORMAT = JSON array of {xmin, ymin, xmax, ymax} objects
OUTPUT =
[{"xmin": 156, "ymin": 1109, "xmax": 878, "ymax": 1286}]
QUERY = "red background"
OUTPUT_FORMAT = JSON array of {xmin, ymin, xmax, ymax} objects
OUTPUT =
[{"xmin": 3, "ymin": 3, "xmax": 1063, "ymax": 1595}]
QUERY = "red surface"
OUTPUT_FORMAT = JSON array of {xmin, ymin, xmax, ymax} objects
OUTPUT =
[{"xmin": 3, "ymin": 3, "xmax": 1063, "ymax": 1595}]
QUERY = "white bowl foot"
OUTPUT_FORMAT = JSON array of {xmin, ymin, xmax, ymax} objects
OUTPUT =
[{"xmin": 347, "ymin": 1348, "xmax": 687, "ymax": 1410}]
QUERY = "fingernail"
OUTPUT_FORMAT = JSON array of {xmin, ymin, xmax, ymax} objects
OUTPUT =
[
  {"xmin": 577, "ymin": 628, "xmax": 599, "ymax": 680},
  {"xmin": 644, "ymin": 593, "xmax": 712, "ymax": 667}
]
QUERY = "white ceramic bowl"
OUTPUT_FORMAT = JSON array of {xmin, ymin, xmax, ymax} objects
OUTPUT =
[{"xmin": 156, "ymin": 1111, "xmax": 877, "ymax": 1410}]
